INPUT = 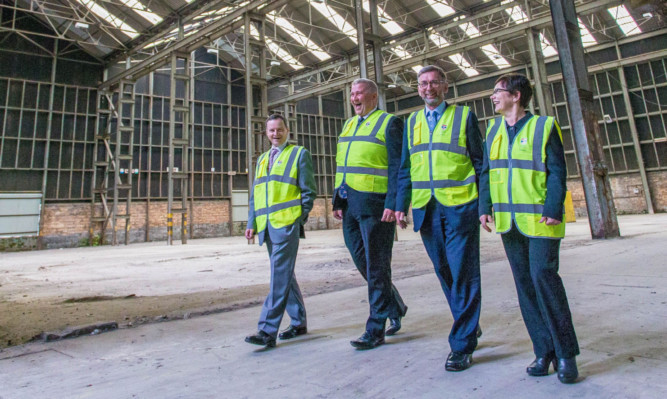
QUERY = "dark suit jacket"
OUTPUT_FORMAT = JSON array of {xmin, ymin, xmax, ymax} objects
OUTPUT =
[
  {"xmin": 247, "ymin": 146, "xmax": 317, "ymax": 245},
  {"xmin": 478, "ymin": 112, "xmax": 567, "ymax": 220},
  {"xmin": 332, "ymin": 115, "xmax": 404, "ymax": 215},
  {"xmin": 396, "ymin": 103, "xmax": 484, "ymax": 231}
]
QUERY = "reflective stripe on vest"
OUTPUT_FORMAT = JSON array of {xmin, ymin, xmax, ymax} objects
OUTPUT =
[
  {"xmin": 485, "ymin": 115, "xmax": 565, "ymax": 238},
  {"xmin": 406, "ymin": 105, "xmax": 478, "ymax": 208},
  {"xmin": 334, "ymin": 110, "xmax": 391, "ymax": 193},
  {"xmin": 253, "ymin": 145, "xmax": 303, "ymax": 231}
]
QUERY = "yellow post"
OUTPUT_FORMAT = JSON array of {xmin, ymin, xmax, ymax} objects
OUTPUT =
[{"xmin": 564, "ymin": 191, "xmax": 576, "ymax": 223}]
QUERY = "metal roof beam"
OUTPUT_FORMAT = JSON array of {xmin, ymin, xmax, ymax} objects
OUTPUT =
[
  {"xmin": 269, "ymin": 0, "xmax": 622, "ymax": 106},
  {"xmin": 99, "ymin": 0, "xmax": 288, "ymax": 90},
  {"xmin": 105, "ymin": 0, "xmax": 263, "ymax": 64}
]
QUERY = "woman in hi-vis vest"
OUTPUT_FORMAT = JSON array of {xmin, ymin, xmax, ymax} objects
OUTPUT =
[{"xmin": 479, "ymin": 74, "xmax": 580, "ymax": 384}]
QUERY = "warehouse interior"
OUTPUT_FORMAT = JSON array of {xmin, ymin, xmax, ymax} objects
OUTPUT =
[
  {"xmin": 0, "ymin": 0, "xmax": 666, "ymax": 397},
  {"xmin": 0, "ymin": 0, "xmax": 665, "ymax": 249}
]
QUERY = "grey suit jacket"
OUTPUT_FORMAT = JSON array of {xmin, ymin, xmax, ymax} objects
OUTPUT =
[{"xmin": 247, "ymin": 145, "xmax": 317, "ymax": 245}]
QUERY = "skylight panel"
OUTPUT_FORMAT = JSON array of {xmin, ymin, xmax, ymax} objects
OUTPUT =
[
  {"xmin": 427, "ymin": 30, "xmax": 480, "ymax": 77},
  {"xmin": 267, "ymin": 13, "xmax": 331, "ymax": 62},
  {"xmin": 249, "ymin": 25, "xmax": 304, "ymax": 70},
  {"xmin": 456, "ymin": 19, "xmax": 509, "ymax": 70},
  {"xmin": 76, "ymin": 0, "xmax": 139, "ymax": 38},
  {"xmin": 426, "ymin": 0, "xmax": 456, "ymax": 18},
  {"xmin": 309, "ymin": 1, "xmax": 358, "ymax": 44},
  {"xmin": 539, "ymin": 33, "xmax": 558, "ymax": 57},
  {"xmin": 449, "ymin": 54, "xmax": 479, "ymax": 77},
  {"xmin": 412, "ymin": 64, "xmax": 423, "ymax": 74},
  {"xmin": 428, "ymin": 30, "xmax": 450, "ymax": 47},
  {"xmin": 608, "ymin": 5, "xmax": 641, "ymax": 36},
  {"xmin": 119, "ymin": 0, "xmax": 162, "ymax": 25},
  {"xmin": 481, "ymin": 44, "xmax": 511, "ymax": 69},
  {"xmin": 362, "ymin": 1, "xmax": 404, "ymax": 35},
  {"xmin": 578, "ymin": 19, "xmax": 597, "ymax": 47},
  {"xmin": 458, "ymin": 21, "xmax": 481, "ymax": 38},
  {"xmin": 500, "ymin": 0, "xmax": 528, "ymax": 23},
  {"xmin": 391, "ymin": 44, "xmax": 414, "ymax": 62}
]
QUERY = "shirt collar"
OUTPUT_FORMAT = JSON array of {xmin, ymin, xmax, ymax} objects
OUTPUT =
[
  {"xmin": 272, "ymin": 142, "xmax": 288, "ymax": 152},
  {"xmin": 358, "ymin": 108, "xmax": 378, "ymax": 122},
  {"xmin": 425, "ymin": 101, "xmax": 447, "ymax": 118},
  {"xmin": 506, "ymin": 111, "xmax": 533, "ymax": 130}
]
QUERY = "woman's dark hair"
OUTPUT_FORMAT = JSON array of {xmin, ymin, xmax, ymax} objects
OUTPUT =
[{"xmin": 495, "ymin": 74, "xmax": 533, "ymax": 108}]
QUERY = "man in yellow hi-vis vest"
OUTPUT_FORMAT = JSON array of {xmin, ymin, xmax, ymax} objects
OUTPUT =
[
  {"xmin": 479, "ymin": 74, "xmax": 579, "ymax": 383},
  {"xmin": 396, "ymin": 65, "xmax": 484, "ymax": 371},
  {"xmin": 333, "ymin": 78, "xmax": 408, "ymax": 350},
  {"xmin": 244, "ymin": 114, "xmax": 317, "ymax": 348}
]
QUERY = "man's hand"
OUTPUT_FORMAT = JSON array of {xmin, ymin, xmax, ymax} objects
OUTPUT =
[
  {"xmin": 480, "ymin": 214, "xmax": 494, "ymax": 233},
  {"xmin": 395, "ymin": 211, "xmax": 408, "ymax": 229},
  {"xmin": 333, "ymin": 209, "xmax": 343, "ymax": 220},
  {"xmin": 381, "ymin": 208, "xmax": 395, "ymax": 223},
  {"xmin": 245, "ymin": 229, "xmax": 255, "ymax": 240},
  {"xmin": 539, "ymin": 216, "xmax": 561, "ymax": 226}
]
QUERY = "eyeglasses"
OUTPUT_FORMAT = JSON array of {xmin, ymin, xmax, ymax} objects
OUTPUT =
[
  {"xmin": 418, "ymin": 80, "xmax": 444, "ymax": 89},
  {"xmin": 492, "ymin": 88, "xmax": 511, "ymax": 95}
]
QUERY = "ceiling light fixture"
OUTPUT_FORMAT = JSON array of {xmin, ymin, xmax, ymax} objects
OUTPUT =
[
  {"xmin": 75, "ymin": 22, "xmax": 89, "ymax": 29},
  {"xmin": 387, "ymin": 84, "xmax": 397, "ymax": 88},
  {"xmin": 270, "ymin": 60, "xmax": 281, "ymax": 66},
  {"xmin": 207, "ymin": 48, "xmax": 219, "ymax": 54}
]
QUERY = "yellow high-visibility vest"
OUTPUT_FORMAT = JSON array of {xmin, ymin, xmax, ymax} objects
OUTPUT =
[
  {"xmin": 406, "ymin": 105, "xmax": 478, "ymax": 208},
  {"xmin": 335, "ymin": 110, "xmax": 392, "ymax": 194},
  {"xmin": 253, "ymin": 145, "xmax": 303, "ymax": 231},
  {"xmin": 485, "ymin": 115, "xmax": 565, "ymax": 238}
]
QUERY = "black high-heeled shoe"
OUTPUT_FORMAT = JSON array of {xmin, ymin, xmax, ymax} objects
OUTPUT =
[
  {"xmin": 526, "ymin": 354, "xmax": 557, "ymax": 376},
  {"xmin": 557, "ymin": 357, "xmax": 578, "ymax": 384}
]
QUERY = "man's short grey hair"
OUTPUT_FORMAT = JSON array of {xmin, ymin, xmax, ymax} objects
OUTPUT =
[
  {"xmin": 352, "ymin": 78, "xmax": 378, "ymax": 94},
  {"xmin": 417, "ymin": 65, "xmax": 447, "ymax": 82}
]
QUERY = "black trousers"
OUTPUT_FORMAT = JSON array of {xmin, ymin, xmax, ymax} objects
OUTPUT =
[
  {"xmin": 501, "ymin": 226, "xmax": 579, "ymax": 359},
  {"xmin": 343, "ymin": 209, "xmax": 407, "ymax": 337}
]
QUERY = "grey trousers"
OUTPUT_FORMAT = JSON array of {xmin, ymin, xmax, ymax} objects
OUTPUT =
[{"xmin": 257, "ymin": 227, "xmax": 307, "ymax": 338}]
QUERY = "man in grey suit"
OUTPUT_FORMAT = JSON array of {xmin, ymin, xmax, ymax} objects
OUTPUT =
[{"xmin": 244, "ymin": 114, "xmax": 317, "ymax": 348}]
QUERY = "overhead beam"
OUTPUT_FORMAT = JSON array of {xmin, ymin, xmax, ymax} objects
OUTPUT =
[
  {"xmin": 105, "ymin": 0, "xmax": 253, "ymax": 64},
  {"xmin": 99, "ymin": 0, "xmax": 288, "ymax": 91},
  {"xmin": 268, "ymin": 0, "xmax": 622, "ymax": 107}
]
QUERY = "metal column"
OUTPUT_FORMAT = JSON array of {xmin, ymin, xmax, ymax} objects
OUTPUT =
[
  {"xmin": 39, "ymin": 38, "xmax": 57, "ymax": 249},
  {"xmin": 616, "ymin": 46, "xmax": 654, "ymax": 214},
  {"xmin": 114, "ymin": 79, "xmax": 136, "ymax": 245},
  {"xmin": 526, "ymin": 28, "xmax": 553, "ymax": 115},
  {"xmin": 354, "ymin": 0, "xmax": 367, "ymax": 78},
  {"xmin": 167, "ymin": 51, "xmax": 192, "ymax": 245},
  {"xmin": 368, "ymin": 0, "xmax": 386, "ymax": 109},
  {"xmin": 244, "ymin": 13, "xmax": 269, "ymax": 189},
  {"xmin": 550, "ymin": 0, "xmax": 620, "ymax": 239},
  {"xmin": 90, "ymin": 78, "xmax": 135, "ymax": 246}
]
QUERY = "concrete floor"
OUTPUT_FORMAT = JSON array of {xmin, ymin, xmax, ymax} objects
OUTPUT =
[{"xmin": 0, "ymin": 214, "xmax": 666, "ymax": 398}]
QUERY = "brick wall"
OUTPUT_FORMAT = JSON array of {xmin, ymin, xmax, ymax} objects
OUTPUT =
[
  {"xmin": 37, "ymin": 197, "xmax": 338, "ymax": 248},
  {"xmin": 567, "ymin": 170, "xmax": 667, "ymax": 216},
  {"xmin": 24, "ymin": 169, "xmax": 667, "ymax": 249}
]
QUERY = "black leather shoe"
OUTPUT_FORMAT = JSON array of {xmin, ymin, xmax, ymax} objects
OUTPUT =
[
  {"xmin": 557, "ymin": 357, "xmax": 578, "ymax": 384},
  {"xmin": 445, "ymin": 351, "xmax": 473, "ymax": 371},
  {"xmin": 527, "ymin": 354, "xmax": 556, "ymax": 376},
  {"xmin": 350, "ymin": 331, "xmax": 384, "ymax": 350},
  {"xmin": 245, "ymin": 331, "xmax": 276, "ymax": 348},
  {"xmin": 386, "ymin": 318, "xmax": 401, "ymax": 336},
  {"xmin": 278, "ymin": 325, "xmax": 307, "ymax": 340},
  {"xmin": 476, "ymin": 326, "xmax": 483, "ymax": 338}
]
